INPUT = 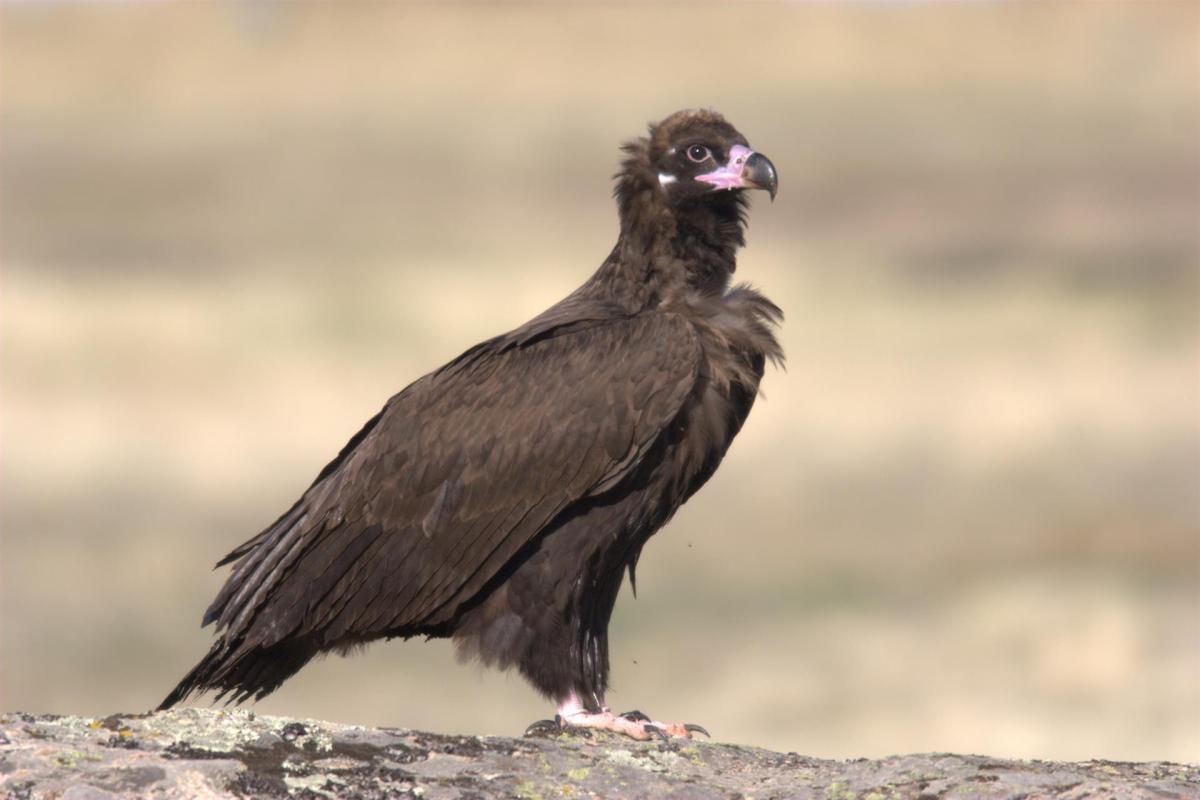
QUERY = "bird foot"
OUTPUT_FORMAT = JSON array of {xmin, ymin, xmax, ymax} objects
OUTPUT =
[
  {"xmin": 523, "ymin": 716, "xmax": 565, "ymax": 737},
  {"xmin": 620, "ymin": 709, "xmax": 710, "ymax": 739},
  {"xmin": 533, "ymin": 692, "xmax": 710, "ymax": 741},
  {"xmin": 555, "ymin": 709, "xmax": 709, "ymax": 741}
]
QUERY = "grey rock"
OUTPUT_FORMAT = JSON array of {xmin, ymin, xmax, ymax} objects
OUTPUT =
[
  {"xmin": 0, "ymin": 709, "xmax": 1194, "ymax": 799},
  {"xmin": 59, "ymin": 787, "xmax": 118, "ymax": 800}
]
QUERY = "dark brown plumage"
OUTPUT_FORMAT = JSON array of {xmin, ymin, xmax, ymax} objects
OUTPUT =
[{"xmin": 160, "ymin": 109, "xmax": 782, "ymax": 739}]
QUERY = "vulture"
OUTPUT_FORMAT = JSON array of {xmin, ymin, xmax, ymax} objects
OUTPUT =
[{"xmin": 160, "ymin": 109, "xmax": 782, "ymax": 740}]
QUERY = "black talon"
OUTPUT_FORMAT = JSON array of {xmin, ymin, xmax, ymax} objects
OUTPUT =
[
  {"xmin": 621, "ymin": 710, "xmax": 651, "ymax": 722},
  {"xmin": 683, "ymin": 723, "xmax": 711, "ymax": 738},
  {"xmin": 523, "ymin": 717, "xmax": 562, "ymax": 737},
  {"xmin": 642, "ymin": 723, "xmax": 670, "ymax": 742}
]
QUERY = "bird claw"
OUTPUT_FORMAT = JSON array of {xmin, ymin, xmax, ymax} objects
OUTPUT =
[
  {"xmin": 642, "ymin": 723, "xmax": 670, "ymax": 742},
  {"xmin": 523, "ymin": 716, "xmax": 563, "ymax": 737},
  {"xmin": 545, "ymin": 701, "xmax": 708, "ymax": 742}
]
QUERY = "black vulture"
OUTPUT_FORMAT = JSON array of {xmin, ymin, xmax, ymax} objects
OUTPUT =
[{"xmin": 160, "ymin": 109, "xmax": 782, "ymax": 740}]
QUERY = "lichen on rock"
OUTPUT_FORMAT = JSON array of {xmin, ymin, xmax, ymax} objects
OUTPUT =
[{"xmin": 1, "ymin": 709, "xmax": 1195, "ymax": 799}]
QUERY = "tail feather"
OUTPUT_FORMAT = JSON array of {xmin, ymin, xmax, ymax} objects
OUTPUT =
[
  {"xmin": 203, "ymin": 504, "xmax": 308, "ymax": 628},
  {"xmin": 157, "ymin": 638, "xmax": 317, "ymax": 711},
  {"xmin": 163, "ymin": 404, "xmax": 389, "ymax": 711}
]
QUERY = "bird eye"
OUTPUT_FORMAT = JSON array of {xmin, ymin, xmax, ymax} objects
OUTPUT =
[{"xmin": 686, "ymin": 145, "xmax": 711, "ymax": 163}]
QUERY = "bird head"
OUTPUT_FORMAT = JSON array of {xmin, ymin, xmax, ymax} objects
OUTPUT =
[
  {"xmin": 612, "ymin": 110, "xmax": 777, "ymax": 289},
  {"xmin": 617, "ymin": 109, "xmax": 778, "ymax": 216}
]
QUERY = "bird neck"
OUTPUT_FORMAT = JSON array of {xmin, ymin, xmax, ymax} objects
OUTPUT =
[{"xmin": 599, "ymin": 192, "xmax": 745, "ymax": 310}]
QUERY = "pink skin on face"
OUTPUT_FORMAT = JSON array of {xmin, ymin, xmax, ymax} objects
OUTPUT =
[{"xmin": 694, "ymin": 144, "xmax": 755, "ymax": 192}]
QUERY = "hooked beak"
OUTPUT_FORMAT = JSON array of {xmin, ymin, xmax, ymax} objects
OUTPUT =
[{"xmin": 694, "ymin": 144, "xmax": 778, "ymax": 200}]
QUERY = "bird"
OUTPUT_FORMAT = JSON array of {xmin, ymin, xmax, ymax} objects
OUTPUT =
[{"xmin": 158, "ymin": 108, "xmax": 782, "ymax": 741}]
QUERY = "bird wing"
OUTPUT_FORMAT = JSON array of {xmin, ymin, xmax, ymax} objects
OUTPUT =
[{"xmin": 204, "ymin": 310, "xmax": 702, "ymax": 656}]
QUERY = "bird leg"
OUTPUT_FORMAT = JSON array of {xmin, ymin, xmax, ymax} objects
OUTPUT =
[{"xmin": 528, "ymin": 692, "xmax": 709, "ymax": 741}]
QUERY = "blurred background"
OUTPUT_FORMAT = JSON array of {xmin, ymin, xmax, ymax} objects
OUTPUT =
[{"xmin": 2, "ymin": 1, "xmax": 1197, "ymax": 763}]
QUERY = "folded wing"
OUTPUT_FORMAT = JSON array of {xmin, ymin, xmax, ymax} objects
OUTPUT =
[{"xmin": 160, "ymin": 311, "xmax": 702, "ymax": 706}]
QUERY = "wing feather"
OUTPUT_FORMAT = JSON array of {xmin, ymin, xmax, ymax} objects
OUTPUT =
[{"xmin": 203, "ymin": 311, "xmax": 702, "ymax": 673}]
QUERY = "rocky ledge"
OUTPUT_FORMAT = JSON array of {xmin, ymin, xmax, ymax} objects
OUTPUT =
[{"xmin": 0, "ymin": 709, "xmax": 1194, "ymax": 799}]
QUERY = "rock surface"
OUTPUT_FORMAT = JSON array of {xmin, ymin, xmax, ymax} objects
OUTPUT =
[{"xmin": 1, "ymin": 709, "xmax": 1194, "ymax": 799}]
